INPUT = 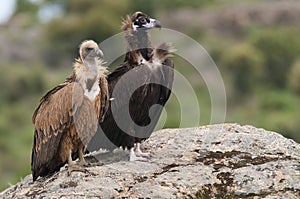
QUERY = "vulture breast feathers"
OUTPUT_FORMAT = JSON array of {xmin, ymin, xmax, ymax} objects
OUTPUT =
[
  {"xmin": 31, "ymin": 40, "xmax": 108, "ymax": 181},
  {"xmin": 88, "ymin": 12, "xmax": 174, "ymax": 160}
]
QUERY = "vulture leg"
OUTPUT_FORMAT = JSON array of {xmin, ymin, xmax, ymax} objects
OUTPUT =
[
  {"xmin": 67, "ymin": 149, "xmax": 89, "ymax": 175},
  {"xmin": 134, "ymin": 143, "xmax": 151, "ymax": 158},
  {"xmin": 129, "ymin": 147, "xmax": 148, "ymax": 161},
  {"xmin": 79, "ymin": 146, "xmax": 103, "ymax": 167},
  {"xmin": 78, "ymin": 146, "xmax": 89, "ymax": 166}
]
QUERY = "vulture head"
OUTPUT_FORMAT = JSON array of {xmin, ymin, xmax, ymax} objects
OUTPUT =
[
  {"xmin": 122, "ymin": 11, "xmax": 162, "ymax": 31},
  {"xmin": 79, "ymin": 40, "xmax": 104, "ymax": 61},
  {"xmin": 74, "ymin": 40, "xmax": 106, "ymax": 85}
]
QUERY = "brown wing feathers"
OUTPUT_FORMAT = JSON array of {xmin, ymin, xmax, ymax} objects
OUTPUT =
[
  {"xmin": 32, "ymin": 83, "xmax": 82, "ymax": 180},
  {"xmin": 98, "ymin": 76, "xmax": 109, "ymax": 122}
]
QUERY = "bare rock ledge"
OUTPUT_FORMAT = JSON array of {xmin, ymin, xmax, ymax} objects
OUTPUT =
[{"xmin": 1, "ymin": 123, "xmax": 300, "ymax": 198}]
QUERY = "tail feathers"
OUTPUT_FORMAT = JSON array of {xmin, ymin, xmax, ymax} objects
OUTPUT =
[{"xmin": 32, "ymin": 156, "xmax": 64, "ymax": 181}]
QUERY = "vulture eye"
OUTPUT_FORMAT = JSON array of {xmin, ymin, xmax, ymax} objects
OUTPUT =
[
  {"xmin": 86, "ymin": 47, "xmax": 93, "ymax": 52},
  {"xmin": 139, "ymin": 17, "xmax": 146, "ymax": 24}
]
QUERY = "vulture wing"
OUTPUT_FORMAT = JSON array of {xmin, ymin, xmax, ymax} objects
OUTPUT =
[
  {"xmin": 98, "ymin": 76, "xmax": 109, "ymax": 122},
  {"xmin": 31, "ymin": 82, "xmax": 84, "ymax": 180},
  {"xmin": 134, "ymin": 58, "xmax": 174, "ymax": 141},
  {"xmin": 88, "ymin": 64, "xmax": 152, "ymax": 151}
]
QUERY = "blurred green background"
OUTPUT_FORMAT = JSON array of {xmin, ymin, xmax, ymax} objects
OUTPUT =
[{"xmin": 1, "ymin": 0, "xmax": 300, "ymax": 191}]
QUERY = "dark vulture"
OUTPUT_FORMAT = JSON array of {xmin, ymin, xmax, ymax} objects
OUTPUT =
[
  {"xmin": 31, "ymin": 40, "xmax": 109, "ymax": 181},
  {"xmin": 88, "ymin": 12, "xmax": 174, "ymax": 161}
]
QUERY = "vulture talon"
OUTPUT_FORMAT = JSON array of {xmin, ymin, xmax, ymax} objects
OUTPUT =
[
  {"xmin": 134, "ymin": 143, "xmax": 151, "ymax": 158},
  {"xmin": 67, "ymin": 164, "xmax": 89, "ymax": 176}
]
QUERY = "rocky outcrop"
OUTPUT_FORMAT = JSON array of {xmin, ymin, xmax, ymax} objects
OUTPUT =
[{"xmin": 1, "ymin": 124, "xmax": 299, "ymax": 198}]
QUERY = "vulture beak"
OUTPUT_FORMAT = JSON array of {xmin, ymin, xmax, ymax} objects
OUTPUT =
[
  {"xmin": 95, "ymin": 48, "xmax": 104, "ymax": 58},
  {"xmin": 144, "ymin": 18, "xmax": 162, "ymax": 29},
  {"xmin": 153, "ymin": 19, "xmax": 162, "ymax": 29}
]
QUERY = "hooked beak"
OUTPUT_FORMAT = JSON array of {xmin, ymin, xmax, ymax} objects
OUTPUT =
[
  {"xmin": 95, "ymin": 48, "xmax": 104, "ymax": 58},
  {"xmin": 143, "ymin": 18, "xmax": 162, "ymax": 29}
]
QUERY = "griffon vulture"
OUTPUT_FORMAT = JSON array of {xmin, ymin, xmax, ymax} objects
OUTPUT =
[{"xmin": 31, "ymin": 40, "xmax": 109, "ymax": 181}]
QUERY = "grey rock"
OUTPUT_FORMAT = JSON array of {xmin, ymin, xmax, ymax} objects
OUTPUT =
[{"xmin": 1, "ymin": 124, "xmax": 299, "ymax": 198}]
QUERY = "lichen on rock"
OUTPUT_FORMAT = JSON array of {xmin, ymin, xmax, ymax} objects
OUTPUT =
[{"xmin": 1, "ymin": 124, "xmax": 299, "ymax": 198}]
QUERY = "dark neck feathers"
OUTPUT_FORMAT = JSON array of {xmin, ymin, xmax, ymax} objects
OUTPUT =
[{"xmin": 124, "ymin": 29, "xmax": 153, "ymax": 65}]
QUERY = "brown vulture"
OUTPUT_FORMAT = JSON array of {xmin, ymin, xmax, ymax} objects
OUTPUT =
[
  {"xmin": 31, "ymin": 40, "xmax": 109, "ymax": 181},
  {"xmin": 88, "ymin": 12, "xmax": 174, "ymax": 161}
]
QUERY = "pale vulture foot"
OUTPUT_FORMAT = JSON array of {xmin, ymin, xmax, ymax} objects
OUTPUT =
[
  {"xmin": 81, "ymin": 162, "xmax": 104, "ymax": 167},
  {"xmin": 67, "ymin": 162, "xmax": 90, "ymax": 176},
  {"xmin": 129, "ymin": 147, "xmax": 148, "ymax": 161},
  {"xmin": 134, "ymin": 143, "xmax": 152, "ymax": 158},
  {"xmin": 67, "ymin": 149, "xmax": 95, "ymax": 176},
  {"xmin": 78, "ymin": 148, "xmax": 103, "ymax": 167}
]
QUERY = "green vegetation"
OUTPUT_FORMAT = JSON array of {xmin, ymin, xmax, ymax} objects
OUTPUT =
[
  {"xmin": 1, "ymin": 0, "xmax": 300, "ymax": 192},
  {"xmin": 250, "ymin": 28, "xmax": 300, "ymax": 88},
  {"xmin": 289, "ymin": 60, "xmax": 300, "ymax": 95},
  {"xmin": 221, "ymin": 43, "xmax": 264, "ymax": 96}
]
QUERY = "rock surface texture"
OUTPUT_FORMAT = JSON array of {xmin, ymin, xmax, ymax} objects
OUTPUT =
[{"xmin": 1, "ymin": 123, "xmax": 300, "ymax": 198}]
